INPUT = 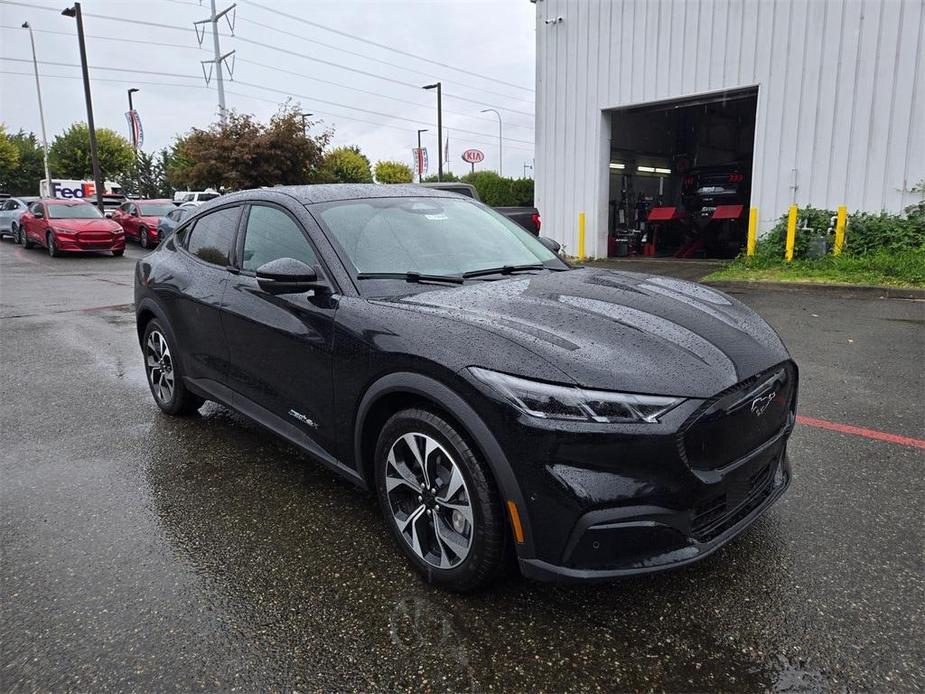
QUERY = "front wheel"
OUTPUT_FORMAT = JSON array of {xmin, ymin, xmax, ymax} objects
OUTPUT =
[
  {"xmin": 142, "ymin": 319, "xmax": 204, "ymax": 415},
  {"xmin": 140, "ymin": 226, "xmax": 150, "ymax": 249},
  {"xmin": 47, "ymin": 232, "xmax": 59, "ymax": 257},
  {"xmin": 374, "ymin": 408, "xmax": 508, "ymax": 592},
  {"xmin": 112, "ymin": 248, "xmax": 125, "ymax": 257},
  {"xmin": 11, "ymin": 223, "xmax": 20, "ymax": 245},
  {"xmin": 22, "ymin": 227, "xmax": 34, "ymax": 249}
]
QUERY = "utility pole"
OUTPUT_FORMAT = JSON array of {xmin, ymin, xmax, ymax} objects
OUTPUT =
[
  {"xmin": 422, "ymin": 82, "xmax": 442, "ymax": 181},
  {"xmin": 480, "ymin": 108, "xmax": 502, "ymax": 177},
  {"xmin": 61, "ymin": 3, "xmax": 104, "ymax": 213},
  {"xmin": 195, "ymin": 1, "xmax": 236, "ymax": 123},
  {"xmin": 127, "ymin": 88, "xmax": 139, "ymax": 152},
  {"xmin": 416, "ymin": 128, "xmax": 428, "ymax": 183},
  {"xmin": 22, "ymin": 22, "xmax": 51, "ymax": 186}
]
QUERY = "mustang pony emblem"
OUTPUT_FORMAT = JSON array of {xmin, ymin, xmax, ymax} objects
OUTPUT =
[{"xmin": 750, "ymin": 391, "xmax": 776, "ymax": 417}]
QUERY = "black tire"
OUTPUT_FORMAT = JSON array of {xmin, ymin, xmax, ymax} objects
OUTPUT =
[
  {"xmin": 141, "ymin": 318, "xmax": 204, "ymax": 416},
  {"xmin": 374, "ymin": 408, "xmax": 508, "ymax": 592},
  {"xmin": 12, "ymin": 223, "xmax": 21, "ymax": 245},
  {"xmin": 22, "ymin": 227, "xmax": 34, "ymax": 249},
  {"xmin": 47, "ymin": 232, "xmax": 59, "ymax": 257},
  {"xmin": 140, "ymin": 226, "xmax": 150, "ymax": 249},
  {"xmin": 112, "ymin": 249, "xmax": 125, "ymax": 257}
]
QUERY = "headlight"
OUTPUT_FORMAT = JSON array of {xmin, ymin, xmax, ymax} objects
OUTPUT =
[
  {"xmin": 469, "ymin": 367, "xmax": 683, "ymax": 423},
  {"xmin": 53, "ymin": 227, "xmax": 75, "ymax": 235},
  {"xmin": 112, "ymin": 227, "xmax": 124, "ymax": 234}
]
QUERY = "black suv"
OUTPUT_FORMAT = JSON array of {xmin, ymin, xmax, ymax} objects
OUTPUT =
[{"xmin": 134, "ymin": 184, "xmax": 796, "ymax": 591}]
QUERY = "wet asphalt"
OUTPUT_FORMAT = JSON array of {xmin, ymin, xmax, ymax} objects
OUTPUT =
[{"xmin": 1, "ymin": 241, "xmax": 923, "ymax": 692}]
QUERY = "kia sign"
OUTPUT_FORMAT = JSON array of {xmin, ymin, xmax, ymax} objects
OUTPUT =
[{"xmin": 461, "ymin": 149, "xmax": 485, "ymax": 164}]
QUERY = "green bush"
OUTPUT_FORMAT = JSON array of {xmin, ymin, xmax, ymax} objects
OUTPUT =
[{"xmin": 756, "ymin": 205, "xmax": 925, "ymax": 260}]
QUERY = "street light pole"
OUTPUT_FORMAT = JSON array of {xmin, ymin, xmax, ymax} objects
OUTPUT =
[
  {"xmin": 127, "ymin": 88, "xmax": 139, "ymax": 152},
  {"xmin": 62, "ymin": 3, "xmax": 105, "ymax": 213},
  {"xmin": 422, "ymin": 82, "xmax": 442, "ymax": 181},
  {"xmin": 480, "ymin": 108, "xmax": 503, "ymax": 177},
  {"xmin": 416, "ymin": 128, "xmax": 428, "ymax": 183},
  {"xmin": 300, "ymin": 112, "xmax": 313, "ymax": 135},
  {"xmin": 22, "ymin": 22, "xmax": 51, "ymax": 187}
]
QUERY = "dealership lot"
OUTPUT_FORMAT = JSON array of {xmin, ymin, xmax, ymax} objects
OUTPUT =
[{"xmin": 1, "ymin": 242, "xmax": 922, "ymax": 691}]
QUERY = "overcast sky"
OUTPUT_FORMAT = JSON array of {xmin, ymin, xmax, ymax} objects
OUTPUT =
[{"xmin": 0, "ymin": 0, "xmax": 537, "ymax": 178}]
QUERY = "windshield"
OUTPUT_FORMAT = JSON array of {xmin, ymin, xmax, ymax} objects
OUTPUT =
[
  {"xmin": 314, "ymin": 197, "xmax": 559, "ymax": 278},
  {"xmin": 47, "ymin": 204, "xmax": 103, "ymax": 219},
  {"xmin": 139, "ymin": 203, "xmax": 177, "ymax": 217}
]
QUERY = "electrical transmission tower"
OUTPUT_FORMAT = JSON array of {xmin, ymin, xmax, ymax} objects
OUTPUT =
[{"xmin": 195, "ymin": 1, "xmax": 236, "ymax": 122}]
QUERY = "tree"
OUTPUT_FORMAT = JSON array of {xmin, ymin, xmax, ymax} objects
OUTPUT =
[
  {"xmin": 318, "ymin": 145, "xmax": 373, "ymax": 183},
  {"xmin": 1, "ymin": 130, "xmax": 46, "ymax": 195},
  {"xmin": 169, "ymin": 104, "xmax": 330, "ymax": 191},
  {"xmin": 48, "ymin": 122, "xmax": 134, "ymax": 181},
  {"xmin": 374, "ymin": 160, "xmax": 413, "ymax": 184},
  {"xmin": 0, "ymin": 125, "xmax": 22, "ymax": 193},
  {"xmin": 423, "ymin": 172, "xmax": 459, "ymax": 183},
  {"xmin": 118, "ymin": 149, "xmax": 173, "ymax": 198}
]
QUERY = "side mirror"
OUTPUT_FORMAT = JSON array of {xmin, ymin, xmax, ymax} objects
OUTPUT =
[
  {"xmin": 33, "ymin": 210, "xmax": 44, "ymax": 219},
  {"xmin": 256, "ymin": 257, "xmax": 328, "ymax": 295},
  {"xmin": 538, "ymin": 236, "xmax": 561, "ymax": 254},
  {"xmin": 131, "ymin": 210, "xmax": 139, "ymax": 217},
  {"xmin": 105, "ymin": 212, "xmax": 113, "ymax": 218}
]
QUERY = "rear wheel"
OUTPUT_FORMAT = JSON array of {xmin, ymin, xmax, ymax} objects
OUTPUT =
[
  {"xmin": 142, "ymin": 319, "xmax": 204, "ymax": 415},
  {"xmin": 374, "ymin": 408, "xmax": 507, "ymax": 592},
  {"xmin": 46, "ymin": 232, "xmax": 59, "ymax": 257}
]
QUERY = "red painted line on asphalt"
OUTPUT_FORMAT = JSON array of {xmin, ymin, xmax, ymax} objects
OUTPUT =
[{"xmin": 797, "ymin": 415, "xmax": 925, "ymax": 450}]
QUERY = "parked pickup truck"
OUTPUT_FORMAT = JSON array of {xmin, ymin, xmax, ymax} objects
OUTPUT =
[{"xmin": 418, "ymin": 182, "xmax": 541, "ymax": 236}]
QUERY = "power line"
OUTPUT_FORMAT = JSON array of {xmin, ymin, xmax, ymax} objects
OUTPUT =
[
  {"xmin": 0, "ymin": 24, "xmax": 207, "ymax": 52},
  {"xmin": 237, "ymin": 14, "xmax": 534, "ymax": 109},
  {"xmin": 236, "ymin": 56, "xmax": 533, "ymax": 133},
  {"xmin": 232, "ymin": 34, "xmax": 535, "ymax": 120},
  {"xmin": 242, "ymin": 0, "xmax": 534, "ymax": 94},
  {"xmin": 233, "ymin": 78, "xmax": 534, "ymax": 146},
  {"xmin": 0, "ymin": 69, "xmax": 533, "ymax": 153},
  {"xmin": 0, "ymin": 56, "xmax": 202, "ymax": 81},
  {"xmin": 1, "ymin": 0, "xmax": 535, "ymax": 121}
]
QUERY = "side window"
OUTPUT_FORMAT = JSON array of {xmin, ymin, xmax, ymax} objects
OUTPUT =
[
  {"xmin": 186, "ymin": 206, "xmax": 240, "ymax": 266},
  {"xmin": 29, "ymin": 202, "xmax": 43, "ymax": 215},
  {"xmin": 241, "ymin": 205, "xmax": 318, "ymax": 273}
]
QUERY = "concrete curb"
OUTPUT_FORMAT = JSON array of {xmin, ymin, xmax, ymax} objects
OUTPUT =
[{"xmin": 703, "ymin": 279, "xmax": 925, "ymax": 300}]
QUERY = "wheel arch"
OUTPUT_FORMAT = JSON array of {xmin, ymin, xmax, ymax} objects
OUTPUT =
[{"xmin": 354, "ymin": 371, "xmax": 535, "ymax": 557}]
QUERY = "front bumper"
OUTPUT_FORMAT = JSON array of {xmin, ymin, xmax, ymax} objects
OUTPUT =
[
  {"xmin": 465, "ymin": 362, "xmax": 798, "ymax": 583},
  {"xmin": 55, "ymin": 232, "xmax": 125, "ymax": 252}
]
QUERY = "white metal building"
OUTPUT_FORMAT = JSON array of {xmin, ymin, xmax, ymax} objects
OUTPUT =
[{"xmin": 534, "ymin": 0, "xmax": 925, "ymax": 258}]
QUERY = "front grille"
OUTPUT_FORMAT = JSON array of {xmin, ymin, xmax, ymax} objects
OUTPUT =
[
  {"xmin": 680, "ymin": 362, "xmax": 796, "ymax": 470},
  {"xmin": 77, "ymin": 231, "xmax": 114, "ymax": 248},
  {"xmin": 691, "ymin": 462, "xmax": 777, "ymax": 543}
]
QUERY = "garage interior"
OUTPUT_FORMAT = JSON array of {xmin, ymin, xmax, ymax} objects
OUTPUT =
[{"xmin": 606, "ymin": 88, "xmax": 758, "ymax": 259}]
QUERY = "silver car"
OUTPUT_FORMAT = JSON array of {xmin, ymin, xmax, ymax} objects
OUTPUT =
[
  {"xmin": 156, "ymin": 202, "xmax": 195, "ymax": 239},
  {"xmin": 0, "ymin": 197, "xmax": 38, "ymax": 243}
]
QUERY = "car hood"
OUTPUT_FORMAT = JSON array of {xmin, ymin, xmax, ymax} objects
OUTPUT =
[
  {"xmin": 51, "ymin": 219, "xmax": 120, "ymax": 233},
  {"xmin": 385, "ymin": 267, "xmax": 789, "ymax": 397}
]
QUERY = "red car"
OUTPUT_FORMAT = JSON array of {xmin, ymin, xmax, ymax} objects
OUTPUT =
[
  {"xmin": 21, "ymin": 199, "xmax": 125, "ymax": 257},
  {"xmin": 111, "ymin": 199, "xmax": 178, "ymax": 249}
]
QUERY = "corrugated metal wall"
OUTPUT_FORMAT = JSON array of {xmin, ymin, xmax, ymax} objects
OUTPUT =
[{"xmin": 535, "ymin": 0, "xmax": 925, "ymax": 257}]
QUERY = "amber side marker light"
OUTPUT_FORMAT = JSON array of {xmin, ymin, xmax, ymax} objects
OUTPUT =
[{"xmin": 506, "ymin": 500, "xmax": 525, "ymax": 544}]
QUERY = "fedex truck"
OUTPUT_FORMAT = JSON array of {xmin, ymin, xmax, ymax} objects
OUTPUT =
[{"xmin": 39, "ymin": 179, "xmax": 123, "ymax": 199}]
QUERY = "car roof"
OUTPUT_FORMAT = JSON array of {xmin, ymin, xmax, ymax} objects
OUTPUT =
[
  {"xmin": 136, "ymin": 199, "xmax": 176, "ymax": 204},
  {"xmin": 216, "ymin": 184, "xmax": 462, "ymax": 206}
]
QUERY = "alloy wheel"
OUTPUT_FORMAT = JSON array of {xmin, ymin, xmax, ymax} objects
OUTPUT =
[
  {"xmin": 145, "ymin": 330, "xmax": 175, "ymax": 404},
  {"xmin": 140, "ymin": 228, "xmax": 149, "ymax": 249},
  {"xmin": 385, "ymin": 432, "xmax": 474, "ymax": 569}
]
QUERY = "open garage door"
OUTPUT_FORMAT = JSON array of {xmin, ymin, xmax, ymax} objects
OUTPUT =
[{"xmin": 606, "ymin": 87, "xmax": 757, "ymax": 259}]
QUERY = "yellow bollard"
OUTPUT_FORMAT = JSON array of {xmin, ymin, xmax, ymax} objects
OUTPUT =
[
  {"xmin": 785, "ymin": 205, "xmax": 798, "ymax": 262},
  {"xmin": 833, "ymin": 205, "xmax": 847, "ymax": 255},
  {"xmin": 578, "ymin": 212, "xmax": 586, "ymax": 260},
  {"xmin": 746, "ymin": 207, "xmax": 758, "ymax": 256}
]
